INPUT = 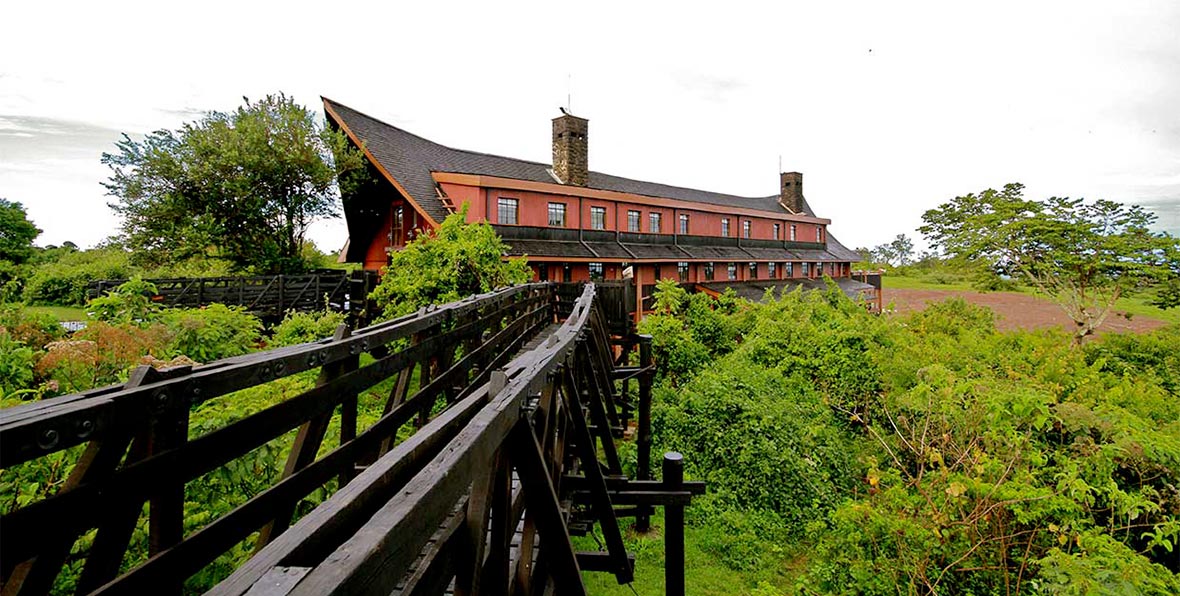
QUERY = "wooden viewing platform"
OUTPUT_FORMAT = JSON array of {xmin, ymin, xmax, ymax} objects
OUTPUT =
[{"xmin": 0, "ymin": 282, "xmax": 700, "ymax": 595}]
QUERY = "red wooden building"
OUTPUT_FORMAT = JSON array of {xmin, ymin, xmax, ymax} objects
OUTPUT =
[{"xmin": 325, "ymin": 98, "xmax": 876, "ymax": 313}]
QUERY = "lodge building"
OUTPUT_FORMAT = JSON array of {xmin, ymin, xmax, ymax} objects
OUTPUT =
[{"xmin": 325, "ymin": 98, "xmax": 876, "ymax": 313}]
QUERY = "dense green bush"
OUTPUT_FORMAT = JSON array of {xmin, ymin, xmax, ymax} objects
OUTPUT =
[
  {"xmin": 270, "ymin": 308, "xmax": 347, "ymax": 347},
  {"xmin": 654, "ymin": 359, "xmax": 861, "ymax": 540},
  {"xmin": 22, "ymin": 248, "xmax": 134, "ymax": 305},
  {"xmin": 0, "ymin": 303, "xmax": 65, "ymax": 349},
  {"xmin": 641, "ymin": 281, "xmax": 1180, "ymax": 593},
  {"xmin": 86, "ymin": 278, "xmax": 160, "ymax": 325},
  {"xmin": 160, "ymin": 304, "xmax": 262, "ymax": 362},
  {"xmin": 369, "ymin": 207, "xmax": 530, "ymax": 319},
  {"xmin": 0, "ymin": 331, "xmax": 36, "ymax": 397}
]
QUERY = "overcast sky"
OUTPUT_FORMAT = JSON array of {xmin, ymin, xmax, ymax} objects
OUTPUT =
[{"xmin": 2, "ymin": 1, "xmax": 1178, "ymax": 254}]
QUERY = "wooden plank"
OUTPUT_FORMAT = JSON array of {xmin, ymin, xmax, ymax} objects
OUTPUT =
[
  {"xmin": 398, "ymin": 498, "xmax": 467, "ymax": 596},
  {"xmin": 242, "ymin": 567, "xmax": 311, "ymax": 596}
]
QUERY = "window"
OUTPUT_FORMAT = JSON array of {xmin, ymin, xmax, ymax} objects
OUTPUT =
[
  {"xmin": 802, "ymin": 262, "xmax": 810, "ymax": 277},
  {"xmin": 743, "ymin": 221, "xmax": 751, "ymax": 239},
  {"xmin": 649, "ymin": 212, "xmax": 662, "ymax": 234},
  {"xmin": 589, "ymin": 262, "xmax": 604, "ymax": 281},
  {"xmin": 653, "ymin": 264, "xmax": 662, "ymax": 281},
  {"xmin": 727, "ymin": 262, "xmax": 737, "ymax": 280},
  {"xmin": 679, "ymin": 213, "xmax": 689, "ymax": 235},
  {"xmin": 816, "ymin": 227, "xmax": 823, "ymax": 242},
  {"xmin": 591, "ymin": 206, "xmax": 607, "ymax": 230},
  {"xmin": 548, "ymin": 202, "xmax": 566, "ymax": 227},
  {"xmin": 392, "ymin": 205, "xmax": 404, "ymax": 246},
  {"xmin": 748, "ymin": 262, "xmax": 757, "ymax": 279},
  {"xmin": 768, "ymin": 262, "xmax": 777, "ymax": 277},
  {"xmin": 498, "ymin": 197, "xmax": 518, "ymax": 225},
  {"xmin": 677, "ymin": 262, "xmax": 689, "ymax": 281},
  {"xmin": 627, "ymin": 210, "xmax": 641, "ymax": 232},
  {"xmin": 704, "ymin": 262, "xmax": 715, "ymax": 281},
  {"xmin": 563, "ymin": 263, "xmax": 572, "ymax": 282},
  {"xmin": 786, "ymin": 262, "xmax": 794, "ymax": 277},
  {"xmin": 535, "ymin": 264, "xmax": 548, "ymax": 281},
  {"xmin": 773, "ymin": 223, "xmax": 781, "ymax": 240},
  {"xmin": 789, "ymin": 224, "xmax": 797, "ymax": 241},
  {"xmin": 721, "ymin": 218, "xmax": 730, "ymax": 237},
  {"xmin": 814, "ymin": 262, "xmax": 823, "ymax": 277}
]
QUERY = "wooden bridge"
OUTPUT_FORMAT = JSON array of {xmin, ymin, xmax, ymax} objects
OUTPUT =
[{"xmin": 0, "ymin": 283, "xmax": 700, "ymax": 595}]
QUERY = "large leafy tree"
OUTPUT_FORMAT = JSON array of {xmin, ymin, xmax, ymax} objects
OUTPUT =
[
  {"xmin": 369, "ymin": 206, "xmax": 531, "ymax": 319},
  {"xmin": 0, "ymin": 199, "xmax": 41, "ymax": 264},
  {"xmin": 920, "ymin": 183, "xmax": 1179, "ymax": 342},
  {"xmin": 103, "ymin": 93, "xmax": 367, "ymax": 273}
]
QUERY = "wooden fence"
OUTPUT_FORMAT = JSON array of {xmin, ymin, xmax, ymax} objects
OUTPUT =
[
  {"xmin": 0, "ymin": 282, "xmax": 699, "ymax": 595},
  {"xmin": 87, "ymin": 270, "xmax": 379, "ymax": 322}
]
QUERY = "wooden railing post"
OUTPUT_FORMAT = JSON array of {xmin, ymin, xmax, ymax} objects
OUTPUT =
[
  {"xmin": 663, "ymin": 451, "xmax": 685, "ymax": 596},
  {"xmin": 636, "ymin": 334, "xmax": 654, "ymax": 532}
]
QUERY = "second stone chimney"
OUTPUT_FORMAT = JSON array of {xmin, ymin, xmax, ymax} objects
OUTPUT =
[
  {"xmin": 779, "ymin": 171, "xmax": 803, "ymax": 214},
  {"xmin": 552, "ymin": 112, "xmax": 589, "ymax": 186}
]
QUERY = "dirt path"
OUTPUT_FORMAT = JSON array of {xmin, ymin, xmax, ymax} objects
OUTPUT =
[{"xmin": 883, "ymin": 289, "xmax": 1168, "ymax": 334}]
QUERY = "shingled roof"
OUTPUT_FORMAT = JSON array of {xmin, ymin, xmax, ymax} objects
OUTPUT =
[{"xmin": 323, "ymin": 97, "xmax": 862, "ymax": 260}]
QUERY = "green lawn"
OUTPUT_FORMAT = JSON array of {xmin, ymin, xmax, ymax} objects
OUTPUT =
[
  {"xmin": 580, "ymin": 511, "xmax": 794, "ymax": 595},
  {"xmin": 19, "ymin": 304, "xmax": 88, "ymax": 321},
  {"xmin": 880, "ymin": 275, "xmax": 993, "ymax": 292},
  {"xmin": 881, "ymin": 276, "xmax": 1179, "ymax": 325}
]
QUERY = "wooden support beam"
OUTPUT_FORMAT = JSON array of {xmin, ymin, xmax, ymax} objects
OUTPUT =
[
  {"xmin": 561, "ymin": 366, "xmax": 632, "ymax": 584},
  {"xmin": 508, "ymin": 420, "xmax": 586, "ymax": 596}
]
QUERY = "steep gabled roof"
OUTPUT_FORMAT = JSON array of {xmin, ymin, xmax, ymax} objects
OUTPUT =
[
  {"xmin": 323, "ymin": 98, "xmax": 822, "ymax": 220},
  {"xmin": 324, "ymin": 97, "xmax": 861, "ymax": 261}
]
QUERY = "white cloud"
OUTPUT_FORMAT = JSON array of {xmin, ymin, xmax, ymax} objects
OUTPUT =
[{"xmin": 2, "ymin": 0, "xmax": 1178, "ymax": 250}]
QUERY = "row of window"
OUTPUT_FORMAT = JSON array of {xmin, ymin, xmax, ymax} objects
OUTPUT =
[
  {"xmin": 497, "ymin": 197, "xmax": 824, "ymax": 241},
  {"xmin": 573, "ymin": 261, "xmax": 838, "ymax": 282}
]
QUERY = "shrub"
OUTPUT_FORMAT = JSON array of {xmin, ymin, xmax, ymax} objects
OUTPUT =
[
  {"xmin": 369, "ymin": 207, "xmax": 531, "ymax": 319},
  {"xmin": 0, "ymin": 331, "xmax": 36, "ymax": 395},
  {"xmin": 37, "ymin": 322, "xmax": 172, "ymax": 393},
  {"xmin": 270, "ymin": 309, "xmax": 347, "ymax": 347},
  {"xmin": 86, "ymin": 278, "xmax": 160, "ymax": 325},
  {"xmin": 0, "ymin": 303, "xmax": 65, "ymax": 349},
  {"xmin": 653, "ymin": 357, "xmax": 861, "ymax": 542},
  {"xmin": 161, "ymin": 304, "xmax": 262, "ymax": 362},
  {"xmin": 23, "ymin": 248, "xmax": 134, "ymax": 305}
]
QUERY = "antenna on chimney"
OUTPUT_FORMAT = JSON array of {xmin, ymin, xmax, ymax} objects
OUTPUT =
[
  {"xmin": 566, "ymin": 73, "xmax": 572, "ymax": 113},
  {"xmin": 778, "ymin": 154, "xmax": 782, "ymax": 172}
]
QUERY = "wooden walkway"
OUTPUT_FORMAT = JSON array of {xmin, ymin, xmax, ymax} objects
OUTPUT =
[{"xmin": 0, "ymin": 283, "xmax": 701, "ymax": 595}]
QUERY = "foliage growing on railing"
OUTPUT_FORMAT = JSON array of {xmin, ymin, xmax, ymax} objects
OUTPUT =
[{"xmin": 369, "ymin": 207, "xmax": 530, "ymax": 319}]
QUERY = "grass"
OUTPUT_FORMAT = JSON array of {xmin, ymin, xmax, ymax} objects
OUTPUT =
[
  {"xmin": 580, "ymin": 511, "xmax": 794, "ymax": 595},
  {"xmin": 880, "ymin": 275, "xmax": 977, "ymax": 291},
  {"xmin": 19, "ymin": 304, "xmax": 88, "ymax": 321},
  {"xmin": 881, "ymin": 275, "xmax": 1179, "ymax": 325}
]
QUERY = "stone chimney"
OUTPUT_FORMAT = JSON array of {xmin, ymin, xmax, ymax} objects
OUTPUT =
[
  {"xmin": 779, "ymin": 171, "xmax": 803, "ymax": 213},
  {"xmin": 552, "ymin": 112, "xmax": 589, "ymax": 186}
]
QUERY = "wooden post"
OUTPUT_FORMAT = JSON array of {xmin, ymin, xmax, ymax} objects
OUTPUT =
[
  {"xmin": 663, "ymin": 452, "xmax": 685, "ymax": 596},
  {"xmin": 636, "ymin": 334, "xmax": 654, "ymax": 532}
]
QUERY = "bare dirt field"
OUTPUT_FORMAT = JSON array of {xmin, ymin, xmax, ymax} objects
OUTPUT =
[{"xmin": 883, "ymin": 289, "xmax": 1169, "ymax": 335}]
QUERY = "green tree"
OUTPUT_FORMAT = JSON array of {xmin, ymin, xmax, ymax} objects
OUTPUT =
[
  {"xmin": 103, "ymin": 93, "xmax": 368, "ymax": 273},
  {"xmin": 920, "ymin": 183, "xmax": 1179, "ymax": 343},
  {"xmin": 0, "ymin": 199, "xmax": 41, "ymax": 265},
  {"xmin": 368, "ymin": 206, "xmax": 531, "ymax": 319}
]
